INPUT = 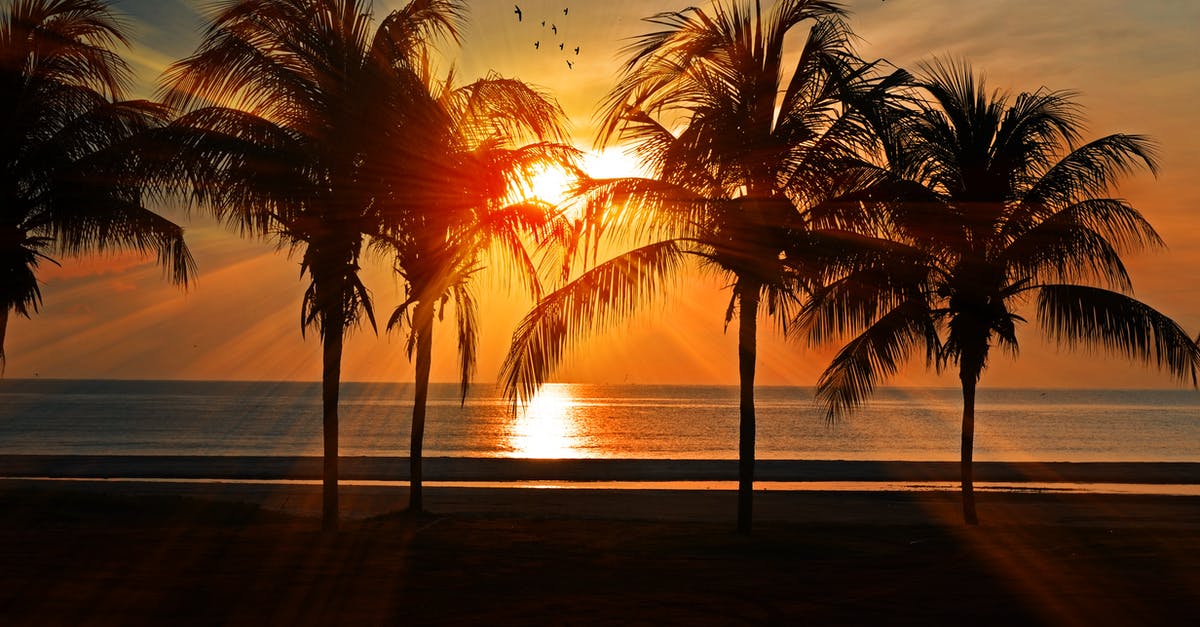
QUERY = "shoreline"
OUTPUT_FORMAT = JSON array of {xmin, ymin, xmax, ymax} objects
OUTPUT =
[{"xmin": 2, "ymin": 454, "xmax": 1198, "ymax": 484}]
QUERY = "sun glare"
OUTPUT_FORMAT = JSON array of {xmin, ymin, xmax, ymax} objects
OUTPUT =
[
  {"xmin": 509, "ymin": 383, "xmax": 582, "ymax": 458},
  {"xmin": 513, "ymin": 149, "xmax": 645, "ymax": 216},
  {"xmin": 581, "ymin": 148, "xmax": 646, "ymax": 180},
  {"xmin": 526, "ymin": 165, "xmax": 573, "ymax": 206}
]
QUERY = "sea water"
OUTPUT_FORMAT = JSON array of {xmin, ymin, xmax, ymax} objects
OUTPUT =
[{"xmin": 0, "ymin": 379, "xmax": 1197, "ymax": 462}]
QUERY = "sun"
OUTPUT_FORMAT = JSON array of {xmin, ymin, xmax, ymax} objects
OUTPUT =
[
  {"xmin": 526, "ymin": 165, "xmax": 574, "ymax": 206},
  {"xmin": 513, "ymin": 148, "xmax": 646, "ymax": 212}
]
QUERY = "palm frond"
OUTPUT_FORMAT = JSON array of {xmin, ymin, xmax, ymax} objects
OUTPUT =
[
  {"xmin": 157, "ymin": 0, "xmax": 310, "ymax": 115},
  {"xmin": 373, "ymin": 0, "xmax": 465, "ymax": 67},
  {"xmin": 765, "ymin": 0, "xmax": 847, "ymax": 61},
  {"xmin": 816, "ymin": 299, "xmax": 939, "ymax": 421},
  {"xmin": 599, "ymin": 0, "xmax": 842, "ymax": 152},
  {"xmin": 472, "ymin": 200, "xmax": 552, "ymax": 301},
  {"xmin": 501, "ymin": 240, "xmax": 689, "ymax": 404},
  {"xmin": 570, "ymin": 176, "xmax": 709, "ymax": 256},
  {"xmin": 49, "ymin": 197, "xmax": 196, "ymax": 286},
  {"xmin": 763, "ymin": 280, "xmax": 804, "ymax": 335},
  {"xmin": 597, "ymin": 5, "xmax": 717, "ymax": 144},
  {"xmin": 775, "ymin": 24, "xmax": 886, "ymax": 206},
  {"xmin": 991, "ymin": 87, "xmax": 1083, "ymax": 184},
  {"xmin": 2, "ymin": 0, "xmax": 135, "ymax": 100},
  {"xmin": 448, "ymin": 74, "xmax": 572, "ymax": 147},
  {"xmin": 1001, "ymin": 198, "xmax": 1164, "ymax": 291},
  {"xmin": 300, "ymin": 243, "xmax": 376, "ymax": 338},
  {"xmin": 609, "ymin": 107, "xmax": 683, "ymax": 181},
  {"xmin": 452, "ymin": 281, "xmax": 477, "ymax": 402},
  {"xmin": 145, "ymin": 105, "xmax": 305, "ymax": 236},
  {"xmin": 775, "ymin": 16, "xmax": 853, "ymax": 134},
  {"xmin": 795, "ymin": 231, "xmax": 934, "ymax": 344},
  {"xmin": 0, "ymin": 234, "xmax": 52, "ymax": 315},
  {"xmin": 1037, "ymin": 284, "xmax": 1199, "ymax": 385},
  {"xmin": 1017, "ymin": 133, "xmax": 1159, "ymax": 218}
]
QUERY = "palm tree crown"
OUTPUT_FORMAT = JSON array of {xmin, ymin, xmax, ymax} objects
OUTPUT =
[
  {"xmin": 805, "ymin": 59, "xmax": 1200, "ymax": 523},
  {"xmin": 0, "ymin": 0, "xmax": 194, "ymax": 365},
  {"xmin": 384, "ymin": 68, "xmax": 575, "ymax": 397},
  {"xmin": 378, "ymin": 61, "xmax": 577, "ymax": 513},
  {"xmin": 503, "ymin": 0, "xmax": 906, "ymax": 532}
]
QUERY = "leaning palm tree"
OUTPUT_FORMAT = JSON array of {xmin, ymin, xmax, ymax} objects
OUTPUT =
[
  {"xmin": 502, "ymin": 0, "xmax": 907, "ymax": 533},
  {"xmin": 803, "ymin": 59, "xmax": 1200, "ymax": 524},
  {"xmin": 150, "ymin": 0, "xmax": 464, "ymax": 530},
  {"xmin": 0, "ymin": 0, "xmax": 194, "ymax": 366},
  {"xmin": 378, "ymin": 61, "xmax": 577, "ymax": 513}
]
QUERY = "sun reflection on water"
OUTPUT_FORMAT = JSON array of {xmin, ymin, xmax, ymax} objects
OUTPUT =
[{"xmin": 508, "ymin": 384, "xmax": 584, "ymax": 458}]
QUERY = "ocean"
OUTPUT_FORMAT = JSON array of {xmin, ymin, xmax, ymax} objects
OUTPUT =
[{"xmin": 0, "ymin": 379, "xmax": 1196, "ymax": 463}]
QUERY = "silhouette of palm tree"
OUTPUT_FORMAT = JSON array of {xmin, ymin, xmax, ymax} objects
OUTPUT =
[
  {"xmin": 804, "ymin": 59, "xmax": 1200, "ymax": 524},
  {"xmin": 0, "ymin": 0, "xmax": 194, "ymax": 368},
  {"xmin": 378, "ymin": 66, "xmax": 576, "ymax": 514},
  {"xmin": 150, "ymin": 0, "xmax": 464, "ymax": 530},
  {"xmin": 502, "ymin": 0, "xmax": 905, "ymax": 533}
]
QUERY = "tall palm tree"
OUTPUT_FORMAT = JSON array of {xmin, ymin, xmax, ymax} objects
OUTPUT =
[
  {"xmin": 150, "ymin": 0, "xmax": 464, "ymax": 530},
  {"xmin": 803, "ymin": 59, "xmax": 1200, "ymax": 524},
  {"xmin": 0, "ymin": 0, "xmax": 194, "ymax": 366},
  {"xmin": 378, "ymin": 62, "xmax": 576, "ymax": 514},
  {"xmin": 502, "ymin": 0, "xmax": 906, "ymax": 533}
]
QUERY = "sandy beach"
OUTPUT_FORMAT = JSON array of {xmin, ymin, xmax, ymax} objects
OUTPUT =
[{"xmin": 1, "ymin": 478, "xmax": 1197, "ymax": 626}]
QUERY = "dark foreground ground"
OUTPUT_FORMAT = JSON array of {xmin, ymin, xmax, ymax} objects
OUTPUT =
[{"xmin": 1, "ymin": 482, "xmax": 1197, "ymax": 626}]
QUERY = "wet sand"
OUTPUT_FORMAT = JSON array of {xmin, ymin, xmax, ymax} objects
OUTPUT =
[
  {"xmin": 3, "ymin": 455, "xmax": 1198, "ymax": 484},
  {"xmin": 1, "ymin": 479, "xmax": 1198, "ymax": 625}
]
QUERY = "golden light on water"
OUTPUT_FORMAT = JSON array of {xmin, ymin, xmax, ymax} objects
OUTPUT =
[{"xmin": 508, "ymin": 383, "xmax": 584, "ymax": 458}]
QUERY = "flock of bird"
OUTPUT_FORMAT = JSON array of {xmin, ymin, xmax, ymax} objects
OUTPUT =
[{"xmin": 514, "ymin": 5, "xmax": 580, "ymax": 69}]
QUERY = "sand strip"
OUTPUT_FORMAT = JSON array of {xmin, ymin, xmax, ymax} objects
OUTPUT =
[
  {"xmin": 4, "ymin": 477, "xmax": 1199, "ymax": 529},
  {"xmin": 2, "ymin": 455, "xmax": 1198, "ymax": 483}
]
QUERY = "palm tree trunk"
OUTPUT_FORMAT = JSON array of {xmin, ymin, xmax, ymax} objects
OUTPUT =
[
  {"xmin": 959, "ymin": 369, "xmax": 979, "ymax": 526},
  {"xmin": 409, "ymin": 302, "xmax": 434, "ymax": 514},
  {"xmin": 736, "ymin": 281, "xmax": 760, "ymax": 535},
  {"xmin": 0, "ymin": 306, "xmax": 8, "ymax": 370},
  {"xmin": 321, "ymin": 317, "xmax": 344, "ymax": 532}
]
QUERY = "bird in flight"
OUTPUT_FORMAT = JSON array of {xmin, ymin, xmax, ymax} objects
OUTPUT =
[
  {"xmin": 559, "ymin": 42, "xmax": 564, "ymax": 51},
  {"xmin": 551, "ymin": 23, "xmax": 557, "ymax": 35},
  {"xmin": 514, "ymin": 5, "xmax": 522, "ymax": 21},
  {"xmin": 566, "ymin": 60, "xmax": 574, "ymax": 69},
  {"xmin": 574, "ymin": 46, "xmax": 580, "ymax": 55},
  {"xmin": 534, "ymin": 40, "xmax": 540, "ymax": 49},
  {"xmin": 564, "ymin": 8, "xmax": 569, "ymax": 16}
]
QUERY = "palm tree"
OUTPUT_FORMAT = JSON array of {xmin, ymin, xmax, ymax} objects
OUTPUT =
[
  {"xmin": 150, "ymin": 0, "xmax": 464, "ymax": 530},
  {"xmin": 0, "ymin": 0, "xmax": 194, "ymax": 367},
  {"xmin": 378, "ymin": 64, "xmax": 576, "ymax": 514},
  {"xmin": 501, "ymin": 0, "xmax": 907, "ymax": 533},
  {"xmin": 803, "ymin": 59, "xmax": 1200, "ymax": 524}
]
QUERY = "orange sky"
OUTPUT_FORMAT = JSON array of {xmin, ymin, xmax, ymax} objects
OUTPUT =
[{"xmin": 7, "ymin": 0, "xmax": 1200, "ymax": 388}]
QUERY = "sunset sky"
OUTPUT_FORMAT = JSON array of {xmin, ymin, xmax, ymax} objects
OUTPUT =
[{"xmin": 7, "ymin": 0, "xmax": 1200, "ymax": 389}]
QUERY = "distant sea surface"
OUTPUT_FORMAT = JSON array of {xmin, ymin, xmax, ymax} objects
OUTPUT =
[{"xmin": 0, "ymin": 380, "xmax": 1197, "ymax": 462}]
